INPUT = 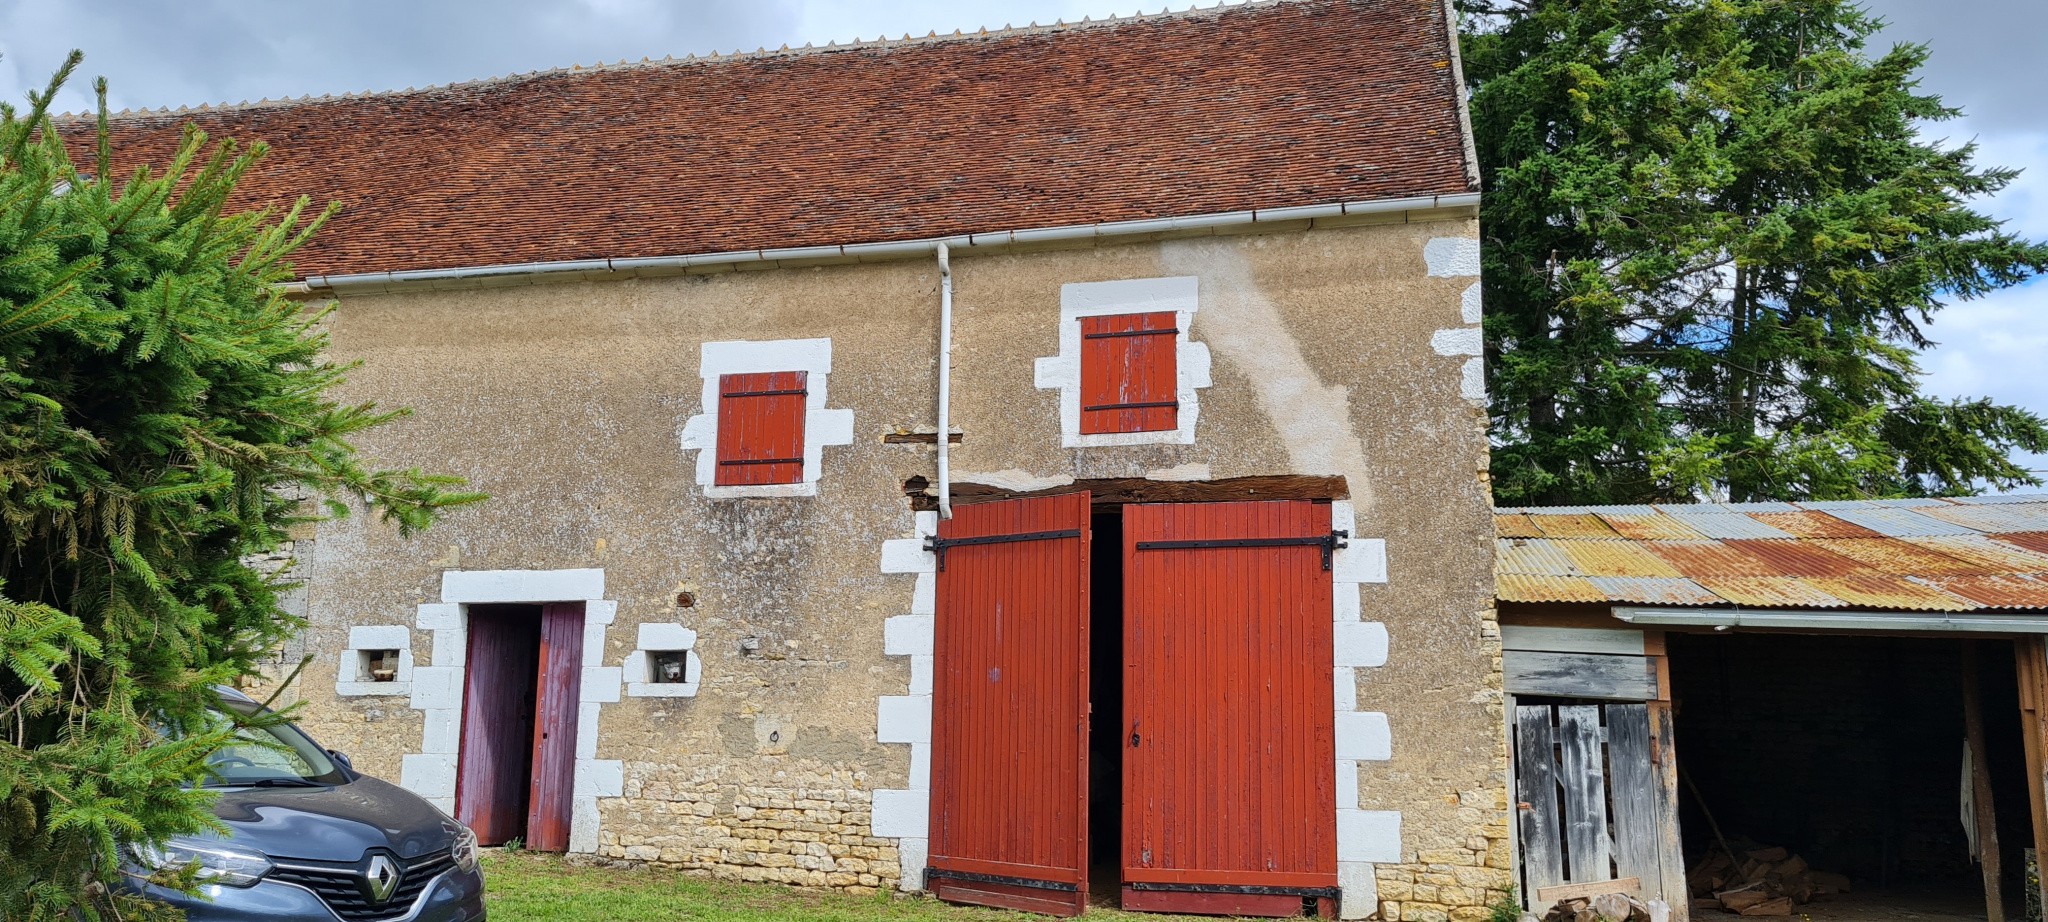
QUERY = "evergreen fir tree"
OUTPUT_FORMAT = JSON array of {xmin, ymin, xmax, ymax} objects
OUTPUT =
[
  {"xmin": 1461, "ymin": 0, "xmax": 2048, "ymax": 503},
  {"xmin": 0, "ymin": 54, "xmax": 480, "ymax": 920}
]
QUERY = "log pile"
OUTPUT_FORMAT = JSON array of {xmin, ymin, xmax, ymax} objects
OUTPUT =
[
  {"xmin": 1539, "ymin": 892, "xmax": 1660, "ymax": 922},
  {"xmin": 1687, "ymin": 846, "xmax": 1852, "ymax": 915}
]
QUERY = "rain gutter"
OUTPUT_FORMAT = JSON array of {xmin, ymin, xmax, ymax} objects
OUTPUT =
[
  {"xmin": 285, "ymin": 192, "xmax": 1481, "ymax": 297},
  {"xmin": 1614, "ymin": 605, "xmax": 2048, "ymax": 635}
]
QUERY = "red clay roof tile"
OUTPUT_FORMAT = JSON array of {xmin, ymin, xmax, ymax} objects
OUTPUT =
[{"xmin": 69, "ymin": 0, "xmax": 1475, "ymax": 280}]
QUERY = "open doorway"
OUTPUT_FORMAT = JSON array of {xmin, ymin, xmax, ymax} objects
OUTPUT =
[
  {"xmin": 1670, "ymin": 633, "xmax": 2030, "ymax": 920},
  {"xmin": 1087, "ymin": 511, "xmax": 1126, "ymax": 908},
  {"xmin": 455, "ymin": 602, "xmax": 586, "ymax": 852}
]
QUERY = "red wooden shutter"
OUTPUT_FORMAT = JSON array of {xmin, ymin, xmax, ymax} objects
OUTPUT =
[
  {"xmin": 1121, "ymin": 501, "xmax": 1338, "ymax": 912},
  {"xmin": 1080, "ymin": 312, "xmax": 1178, "ymax": 434},
  {"xmin": 928, "ymin": 492, "xmax": 1093, "ymax": 916},
  {"xmin": 716, "ymin": 371, "xmax": 807, "ymax": 486},
  {"xmin": 526, "ymin": 602, "xmax": 585, "ymax": 853}
]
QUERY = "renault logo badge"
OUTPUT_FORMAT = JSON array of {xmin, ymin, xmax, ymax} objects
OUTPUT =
[{"xmin": 363, "ymin": 854, "xmax": 402, "ymax": 904}]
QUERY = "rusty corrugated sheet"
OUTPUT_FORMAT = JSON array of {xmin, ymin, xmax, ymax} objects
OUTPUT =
[
  {"xmin": 1495, "ymin": 513, "xmax": 1544, "ymax": 539},
  {"xmin": 1689, "ymin": 577, "xmax": 1850, "ymax": 608},
  {"xmin": 1996, "ymin": 532, "xmax": 2048, "ymax": 557},
  {"xmin": 1748, "ymin": 511, "xmax": 1882, "ymax": 539},
  {"xmin": 1807, "ymin": 538, "xmax": 1989, "ymax": 576},
  {"xmin": 1804, "ymin": 576, "xmax": 1976, "ymax": 611},
  {"xmin": 1560, "ymin": 540, "xmax": 1686, "ymax": 578},
  {"xmin": 1496, "ymin": 538, "xmax": 1579, "ymax": 576},
  {"xmin": 1496, "ymin": 573, "xmax": 1608, "ymax": 603},
  {"xmin": 1594, "ymin": 512, "xmax": 1709, "ymax": 541},
  {"xmin": 1584, "ymin": 576, "xmax": 1723, "ymax": 605},
  {"xmin": 1916, "ymin": 575, "xmax": 2048, "ymax": 610},
  {"xmin": 1723, "ymin": 540, "xmax": 1868, "ymax": 577},
  {"xmin": 1643, "ymin": 541, "xmax": 1780, "ymax": 578},
  {"xmin": 1495, "ymin": 497, "xmax": 2048, "ymax": 611},
  {"xmin": 1528, "ymin": 513, "xmax": 1624, "ymax": 539}
]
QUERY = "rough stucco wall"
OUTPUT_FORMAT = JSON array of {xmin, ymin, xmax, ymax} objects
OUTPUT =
[{"xmin": 291, "ymin": 217, "xmax": 1505, "ymax": 914}]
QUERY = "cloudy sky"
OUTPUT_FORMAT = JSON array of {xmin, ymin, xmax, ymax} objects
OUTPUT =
[{"xmin": 3, "ymin": 0, "xmax": 2043, "ymax": 477}]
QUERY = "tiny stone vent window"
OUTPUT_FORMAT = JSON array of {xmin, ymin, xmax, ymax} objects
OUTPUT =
[
  {"xmin": 715, "ymin": 371, "xmax": 808, "ymax": 486},
  {"xmin": 1079, "ymin": 311, "xmax": 1179, "ymax": 434}
]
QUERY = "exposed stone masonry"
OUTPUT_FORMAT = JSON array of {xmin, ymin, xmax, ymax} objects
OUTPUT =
[{"xmin": 598, "ymin": 764, "xmax": 901, "ymax": 894}]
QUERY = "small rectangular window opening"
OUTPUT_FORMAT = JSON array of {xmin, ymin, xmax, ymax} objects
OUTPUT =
[
  {"xmin": 715, "ymin": 370, "xmax": 809, "ymax": 486},
  {"xmin": 1079, "ymin": 312, "xmax": 1179, "ymax": 435},
  {"xmin": 650, "ymin": 650, "xmax": 691, "ymax": 684},
  {"xmin": 359, "ymin": 649, "xmax": 401, "ymax": 683}
]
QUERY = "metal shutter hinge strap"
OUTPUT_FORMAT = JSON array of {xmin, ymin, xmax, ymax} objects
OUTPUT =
[
  {"xmin": 1133, "ymin": 530, "xmax": 1350, "ymax": 570},
  {"xmin": 924, "ymin": 528, "xmax": 1082, "ymax": 571}
]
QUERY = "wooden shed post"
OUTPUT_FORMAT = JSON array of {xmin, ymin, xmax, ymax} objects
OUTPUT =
[
  {"xmin": 2015, "ymin": 637, "xmax": 2048, "ymax": 918},
  {"xmin": 1964, "ymin": 642, "xmax": 2005, "ymax": 922}
]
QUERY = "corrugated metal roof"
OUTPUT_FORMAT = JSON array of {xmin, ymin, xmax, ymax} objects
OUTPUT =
[{"xmin": 1495, "ymin": 496, "xmax": 2048, "ymax": 612}]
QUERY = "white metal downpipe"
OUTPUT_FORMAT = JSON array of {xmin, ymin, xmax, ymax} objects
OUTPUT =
[{"xmin": 936, "ymin": 242, "xmax": 954, "ymax": 520}]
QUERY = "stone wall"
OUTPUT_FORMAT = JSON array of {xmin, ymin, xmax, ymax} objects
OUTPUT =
[{"xmin": 598, "ymin": 766, "xmax": 899, "ymax": 892}]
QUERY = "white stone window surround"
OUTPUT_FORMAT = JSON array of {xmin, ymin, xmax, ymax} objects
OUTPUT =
[
  {"xmin": 336, "ymin": 624, "xmax": 414, "ymax": 697},
  {"xmin": 1034, "ymin": 277, "xmax": 1213, "ymax": 448},
  {"xmin": 873, "ymin": 503, "xmax": 1399, "ymax": 916},
  {"xmin": 624, "ymin": 622, "xmax": 702, "ymax": 698},
  {"xmin": 397, "ymin": 568, "xmax": 624, "ymax": 855},
  {"xmin": 679, "ymin": 338, "xmax": 856, "ymax": 499}
]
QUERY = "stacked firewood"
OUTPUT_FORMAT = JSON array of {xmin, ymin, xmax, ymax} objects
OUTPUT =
[
  {"xmin": 1539, "ymin": 892, "xmax": 1660, "ymax": 922},
  {"xmin": 1687, "ymin": 846, "xmax": 1852, "ymax": 915}
]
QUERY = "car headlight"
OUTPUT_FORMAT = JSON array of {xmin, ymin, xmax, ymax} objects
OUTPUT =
[
  {"xmin": 131, "ymin": 838, "xmax": 274, "ymax": 888},
  {"xmin": 450, "ymin": 824, "xmax": 480, "ymax": 873}
]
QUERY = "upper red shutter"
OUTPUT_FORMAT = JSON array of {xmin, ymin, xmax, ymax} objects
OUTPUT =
[
  {"xmin": 1079, "ymin": 312, "xmax": 1178, "ymax": 434},
  {"xmin": 715, "ymin": 371, "xmax": 807, "ymax": 486}
]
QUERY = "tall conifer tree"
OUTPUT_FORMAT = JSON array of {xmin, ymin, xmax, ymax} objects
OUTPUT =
[
  {"xmin": 1461, "ymin": 0, "xmax": 2048, "ymax": 503},
  {"xmin": 0, "ymin": 55, "xmax": 480, "ymax": 919}
]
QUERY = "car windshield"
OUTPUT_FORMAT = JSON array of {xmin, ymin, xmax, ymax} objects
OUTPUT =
[{"xmin": 201, "ymin": 701, "xmax": 347, "ymax": 788}]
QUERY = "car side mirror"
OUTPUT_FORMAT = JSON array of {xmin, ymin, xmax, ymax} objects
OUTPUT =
[{"xmin": 327, "ymin": 749, "xmax": 353, "ymax": 770}]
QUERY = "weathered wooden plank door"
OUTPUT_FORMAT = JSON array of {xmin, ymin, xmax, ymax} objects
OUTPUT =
[
  {"xmin": 525, "ymin": 601, "xmax": 585, "ymax": 852},
  {"xmin": 456, "ymin": 607, "xmax": 540, "ymax": 846},
  {"xmin": 1513, "ymin": 702, "xmax": 1674, "ymax": 909},
  {"xmin": 928, "ymin": 492, "xmax": 1092, "ymax": 916},
  {"xmin": 1122, "ymin": 500, "xmax": 1338, "ymax": 917}
]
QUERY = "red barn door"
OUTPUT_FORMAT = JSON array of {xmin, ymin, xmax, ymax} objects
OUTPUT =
[
  {"xmin": 1122, "ymin": 501, "xmax": 1339, "ymax": 917},
  {"xmin": 928, "ymin": 492, "xmax": 1093, "ymax": 916},
  {"xmin": 525, "ymin": 602, "xmax": 585, "ymax": 853}
]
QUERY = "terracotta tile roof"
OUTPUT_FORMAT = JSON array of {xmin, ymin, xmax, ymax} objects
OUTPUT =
[
  {"xmin": 1496, "ymin": 496, "xmax": 2048, "ymax": 611},
  {"xmin": 67, "ymin": 0, "xmax": 1475, "ymax": 280}
]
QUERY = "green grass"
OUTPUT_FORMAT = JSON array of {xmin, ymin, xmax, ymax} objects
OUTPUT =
[{"xmin": 480, "ymin": 852, "xmax": 1216, "ymax": 922}]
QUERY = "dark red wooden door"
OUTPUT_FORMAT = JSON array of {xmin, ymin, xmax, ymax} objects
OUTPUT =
[
  {"xmin": 456, "ymin": 607, "xmax": 540, "ymax": 846},
  {"xmin": 928, "ymin": 492, "xmax": 1093, "ymax": 916},
  {"xmin": 1122, "ymin": 501, "xmax": 1338, "ymax": 913},
  {"xmin": 525, "ymin": 602, "xmax": 585, "ymax": 852}
]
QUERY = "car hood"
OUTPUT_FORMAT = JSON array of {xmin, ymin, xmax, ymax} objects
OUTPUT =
[{"xmin": 210, "ymin": 774, "xmax": 456, "ymax": 862}]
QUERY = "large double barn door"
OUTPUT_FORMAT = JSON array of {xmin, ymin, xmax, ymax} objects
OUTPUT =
[
  {"xmin": 1122, "ymin": 501, "xmax": 1340, "ymax": 917},
  {"xmin": 928, "ymin": 492, "xmax": 1094, "ymax": 916}
]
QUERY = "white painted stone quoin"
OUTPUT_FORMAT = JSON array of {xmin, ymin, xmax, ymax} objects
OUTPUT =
[{"xmin": 398, "ymin": 568, "xmax": 623, "ymax": 854}]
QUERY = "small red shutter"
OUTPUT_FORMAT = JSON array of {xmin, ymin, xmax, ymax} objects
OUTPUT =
[
  {"xmin": 716, "ymin": 371, "xmax": 807, "ymax": 486},
  {"xmin": 1080, "ymin": 312, "xmax": 1178, "ymax": 434}
]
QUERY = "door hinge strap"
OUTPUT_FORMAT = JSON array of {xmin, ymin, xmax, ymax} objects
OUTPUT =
[
  {"xmin": 925, "ymin": 528, "xmax": 1082, "ymax": 571},
  {"xmin": 1124, "ymin": 882, "xmax": 1343, "ymax": 899},
  {"xmin": 1083, "ymin": 326, "xmax": 1180, "ymax": 340},
  {"xmin": 722, "ymin": 388, "xmax": 809, "ymax": 398},
  {"xmin": 1134, "ymin": 530, "xmax": 1350, "ymax": 570},
  {"xmin": 925, "ymin": 868, "xmax": 1081, "ymax": 892},
  {"xmin": 719, "ymin": 457, "xmax": 804, "ymax": 466},
  {"xmin": 1084, "ymin": 400, "xmax": 1180, "ymax": 412}
]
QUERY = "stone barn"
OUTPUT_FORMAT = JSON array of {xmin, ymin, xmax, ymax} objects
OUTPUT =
[{"xmin": 91, "ymin": 1, "xmax": 1509, "ymax": 919}]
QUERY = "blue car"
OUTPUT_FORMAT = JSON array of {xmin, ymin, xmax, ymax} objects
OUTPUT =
[{"xmin": 122, "ymin": 687, "xmax": 487, "ymax": 922}]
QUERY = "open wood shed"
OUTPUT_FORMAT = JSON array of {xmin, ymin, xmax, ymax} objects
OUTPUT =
[{"xmin": 1496, "ymin": 497, "xmax": 2048, "ymax": 921}]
